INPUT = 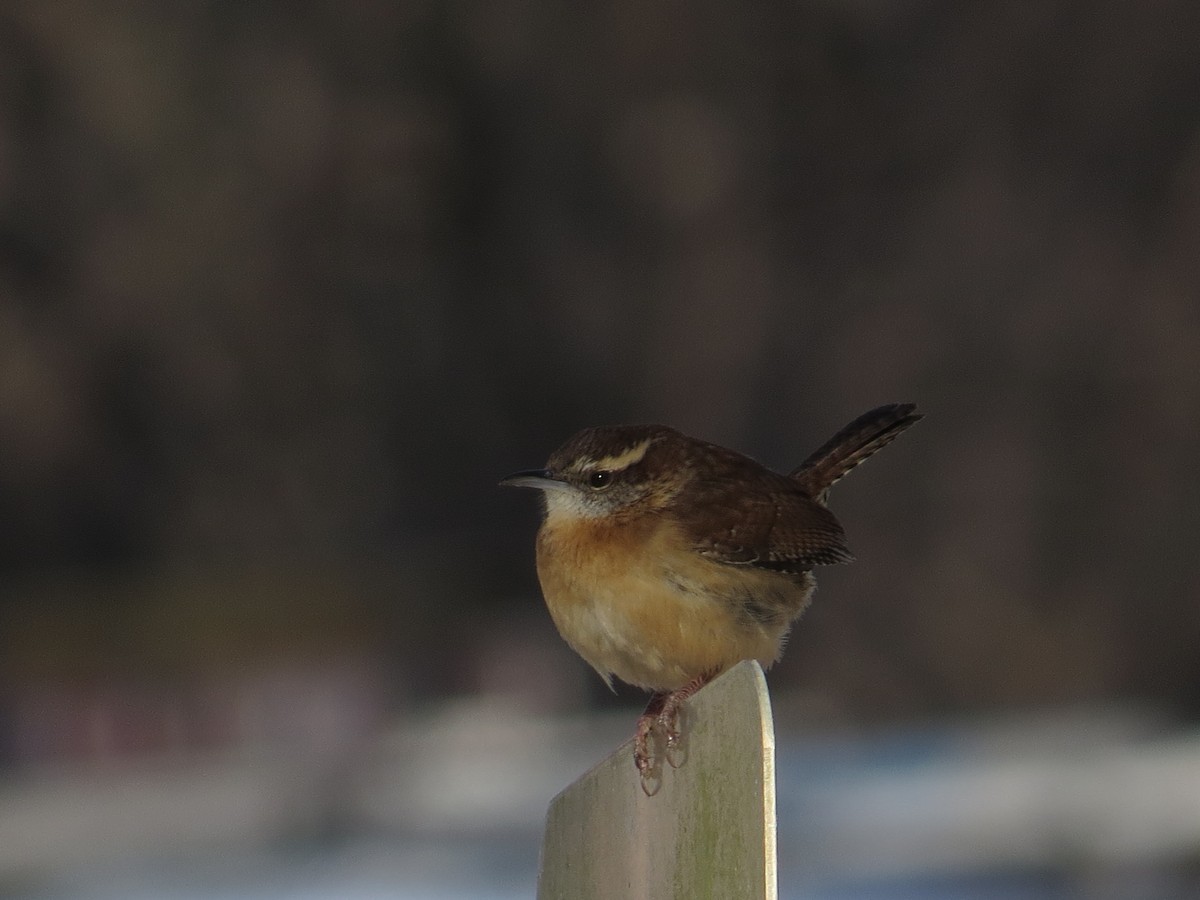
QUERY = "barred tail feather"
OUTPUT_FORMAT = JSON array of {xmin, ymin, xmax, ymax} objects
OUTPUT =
[{"xmin": 790, "ymin": 403, "xmax": 922, "ymax": 499}]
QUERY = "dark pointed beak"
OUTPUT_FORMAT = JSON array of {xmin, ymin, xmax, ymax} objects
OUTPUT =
[{"xmin": 499, "ymin": 468, "xmax": 559, "ymax": 490}]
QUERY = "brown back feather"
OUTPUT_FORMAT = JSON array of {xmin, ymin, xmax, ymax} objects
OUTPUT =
[{"xmin": 673, "ymin": 440, "xmax": 854, "ymax": 573}]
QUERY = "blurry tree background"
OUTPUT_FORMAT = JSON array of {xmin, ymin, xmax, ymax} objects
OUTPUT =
[{"xmin": 1, "ymin": 0, "xmax": 1199, "ymax": 767}]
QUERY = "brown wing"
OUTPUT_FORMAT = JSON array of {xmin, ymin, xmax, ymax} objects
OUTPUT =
[{"xmin": 675, "ymin": 446, "xmax": 853, "ymax": 574}]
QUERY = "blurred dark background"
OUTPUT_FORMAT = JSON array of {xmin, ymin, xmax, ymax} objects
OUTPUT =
[{"xmin": 0, "ymin": 1, "xmax": 1199, "ymax": 893}]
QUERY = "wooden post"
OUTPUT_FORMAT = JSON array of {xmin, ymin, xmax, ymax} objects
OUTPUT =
[{"xmin": 537, "ymin": 661, "xmax": 778, "ymax": 899}]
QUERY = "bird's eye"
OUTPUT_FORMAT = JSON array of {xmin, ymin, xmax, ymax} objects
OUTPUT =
[{"xmin": 587, "ymin": 470, "xmax": 613, "ymax": 490}]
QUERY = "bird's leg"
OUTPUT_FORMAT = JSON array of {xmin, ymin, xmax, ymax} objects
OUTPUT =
[
  {"xmin": 634, "ymin": 672, "xmax": 717, "ymax": 788},
  {"xmin": 634, "ymin": 692, "xmax": 668, "ymax": 781},
  {"xmin": 658, "ymin": 672, "xmax": 713, "ymax": 757}
]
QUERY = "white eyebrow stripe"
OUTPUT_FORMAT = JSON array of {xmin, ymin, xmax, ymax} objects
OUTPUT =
[{"xmin": 592, "ymin": 439, "xmax": 653, "ymax": 472}]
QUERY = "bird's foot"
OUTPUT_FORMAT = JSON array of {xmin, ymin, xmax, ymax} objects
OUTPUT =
[
  {"xmin": 635, "ymin": 695, "xmax": 667, "ymax": 795},
  {"xmin": 633, "ymin": 674, "xmax": 714, "ymax": 792}
]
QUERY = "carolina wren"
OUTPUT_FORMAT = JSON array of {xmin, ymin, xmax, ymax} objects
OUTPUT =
[{"xmin": 502, "ymin": 403, "xmax": 921, "ymax": 784}]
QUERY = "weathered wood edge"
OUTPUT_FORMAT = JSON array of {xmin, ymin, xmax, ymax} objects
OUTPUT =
[{"xmin": 537, "ymin": 660, "xmax": 778, "ymax": 899}]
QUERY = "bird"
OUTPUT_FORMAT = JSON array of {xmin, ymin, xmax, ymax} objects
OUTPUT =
[{"xmin": 501, "ymin": 403, "xmax": 921, "ymax": 786}]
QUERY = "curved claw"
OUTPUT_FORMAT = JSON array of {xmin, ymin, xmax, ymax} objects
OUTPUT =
[
  {"xmin": 661, "ymin": 705, "xmax": 688, "ymax": 768},
  {"xmin": 634, "ymin": 714, "xmax": 663, "ymax": 794}
]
